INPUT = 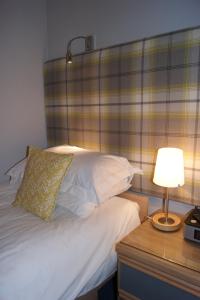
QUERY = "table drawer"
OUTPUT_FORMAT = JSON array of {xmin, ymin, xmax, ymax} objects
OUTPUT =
[{"xmin": 119, "ymin": 262, "xmax": 199, "ymax": 300}]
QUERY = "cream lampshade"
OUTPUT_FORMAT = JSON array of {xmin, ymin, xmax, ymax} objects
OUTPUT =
[{"xmin": 152, "ymin": 147, "xmax": 184, "ymax": 231}]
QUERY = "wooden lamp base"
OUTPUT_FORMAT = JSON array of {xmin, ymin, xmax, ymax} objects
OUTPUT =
[{"xmin": 152, "ymin": 212, "xmax": 181, "ymax": 232}]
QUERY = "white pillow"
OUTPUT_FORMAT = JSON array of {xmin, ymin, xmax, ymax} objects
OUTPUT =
[
  {"xmin": 98, "ymin": 177, "xmax": 132, "ymax": 201},
  {"xmin": 56, "ymin": 178, "xmax": 133, "ymax": 218},
  {"xmin": 6, "ymin": 158, "xmax": 27, "ymax": 185},
  {"xmin": 57, "ymin": 186, "xmax": 96, "ymax": 218},
  {"xmin": 50, "ymin": 146, "xmax": 143, "ymax": 203},
  {"xmin": 6, "ymin": 145, "xmax": 143, "ymax": 206}
]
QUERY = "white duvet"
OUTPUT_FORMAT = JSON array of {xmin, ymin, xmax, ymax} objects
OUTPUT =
[{"xmin": 0, "ymin": 183, "xmax": 140, "ymax": 300}]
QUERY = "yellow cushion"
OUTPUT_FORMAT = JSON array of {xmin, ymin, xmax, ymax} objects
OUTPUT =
[{"xmin": 12, "ymin": 146, "xmax": 73, "ymax": 221}]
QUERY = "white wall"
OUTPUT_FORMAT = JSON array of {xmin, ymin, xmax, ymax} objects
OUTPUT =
[
  {"xmin": 0, "ymin": 0, "xmax": 47, "ymax": 182},
  {"xmin": 46, "ymin": 0, "xmax": 200, "ymax": 60}
]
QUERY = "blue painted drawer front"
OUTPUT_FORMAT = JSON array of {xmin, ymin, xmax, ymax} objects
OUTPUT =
[{"xmin": 119, "ymin": 263, "xmax": 199, "ymax": 300}]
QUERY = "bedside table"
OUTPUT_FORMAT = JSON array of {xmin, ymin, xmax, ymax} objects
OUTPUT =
[{"xmin": 116, "ymin": 217, "xmax": 200, "ymax": 300}]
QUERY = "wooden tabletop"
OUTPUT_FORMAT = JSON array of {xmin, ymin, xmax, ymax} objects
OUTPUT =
[{"xmin": 119, "ymin": 218, "xmax": 200, "ymax": 273}]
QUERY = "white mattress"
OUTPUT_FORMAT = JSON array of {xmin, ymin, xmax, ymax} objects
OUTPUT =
[{"xmin": 0, "ymin": 182, "xmax": 140, "ymax": 300}]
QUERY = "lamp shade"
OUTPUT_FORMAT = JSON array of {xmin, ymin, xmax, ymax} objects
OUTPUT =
[{"xmin": 153, "ymin": 147, "xmax": 184, "ymax": 188}]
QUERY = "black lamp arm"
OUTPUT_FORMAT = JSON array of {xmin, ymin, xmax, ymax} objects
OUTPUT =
[
  {"xmin": 66, "ymin": 35, "xmax": 94, "ymax": 64},
  {"xmin": 67, "ymin": 36, "xmax": 87, "ymax": 52},
  {"xmin": 67, "ymin": 35, "xmax": 93, "ymax": 52}
]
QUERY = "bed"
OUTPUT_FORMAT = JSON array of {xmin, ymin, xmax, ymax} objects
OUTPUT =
[{"xmin": 0, "ymin": 146, "xmax": 148, "ymax": 300}]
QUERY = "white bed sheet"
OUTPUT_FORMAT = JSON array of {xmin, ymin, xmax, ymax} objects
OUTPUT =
[{"xmin": 0, "ymin": 183, "xmax": 140, "ymax": 300}]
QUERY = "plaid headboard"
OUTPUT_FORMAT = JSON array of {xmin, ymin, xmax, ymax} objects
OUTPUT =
[{"xmin": 44, "ymin": 27, "xmax": 200, "ymax": 206}]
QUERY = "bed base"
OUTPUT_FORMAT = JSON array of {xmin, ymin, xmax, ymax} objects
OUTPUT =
[{"xmin": 76, "ymin": 274, "xmax": 115, "ymax": 300}]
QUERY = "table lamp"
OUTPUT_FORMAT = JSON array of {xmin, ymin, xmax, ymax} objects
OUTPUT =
[{"xmin": 152, "ymin": 147, "xmax": 184, "ymax": 232}]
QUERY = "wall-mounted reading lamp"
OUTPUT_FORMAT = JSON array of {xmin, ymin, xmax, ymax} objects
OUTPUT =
[{"xmin": 66, "ymin": 35, "xmax": 94, "ymax": 64}]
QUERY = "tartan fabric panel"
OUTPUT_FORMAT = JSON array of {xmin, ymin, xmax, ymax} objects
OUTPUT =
[
  {"xmin": 44, "ymin": 27, "xmax": 200, "ymax": 206},
  {"xmin": 143, "ymin": 35, "xmax": 169, "ymax": 70},
  {"xmin": 44, "ymin": 58, "xmax": 66, "ymax": 84},
  {"xmin": 82, "ymin": 52, "xmax": 99, "ymax": 78},
  {"xmin": 100, "ymin": 47, "xmax": 120, "ymax": 76},
  {"xmin": 121, "ymin": 42, "xmax": 143, "ymax": 73}
]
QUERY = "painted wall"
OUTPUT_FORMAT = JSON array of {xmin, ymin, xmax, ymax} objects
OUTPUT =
[
  {"xmin": 0, "ymin": 0, "xmax": 47, "ymax": 182},
  {"xmin": 46, "ymin": 0, "xmax": 200, "ymax": 60}
]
